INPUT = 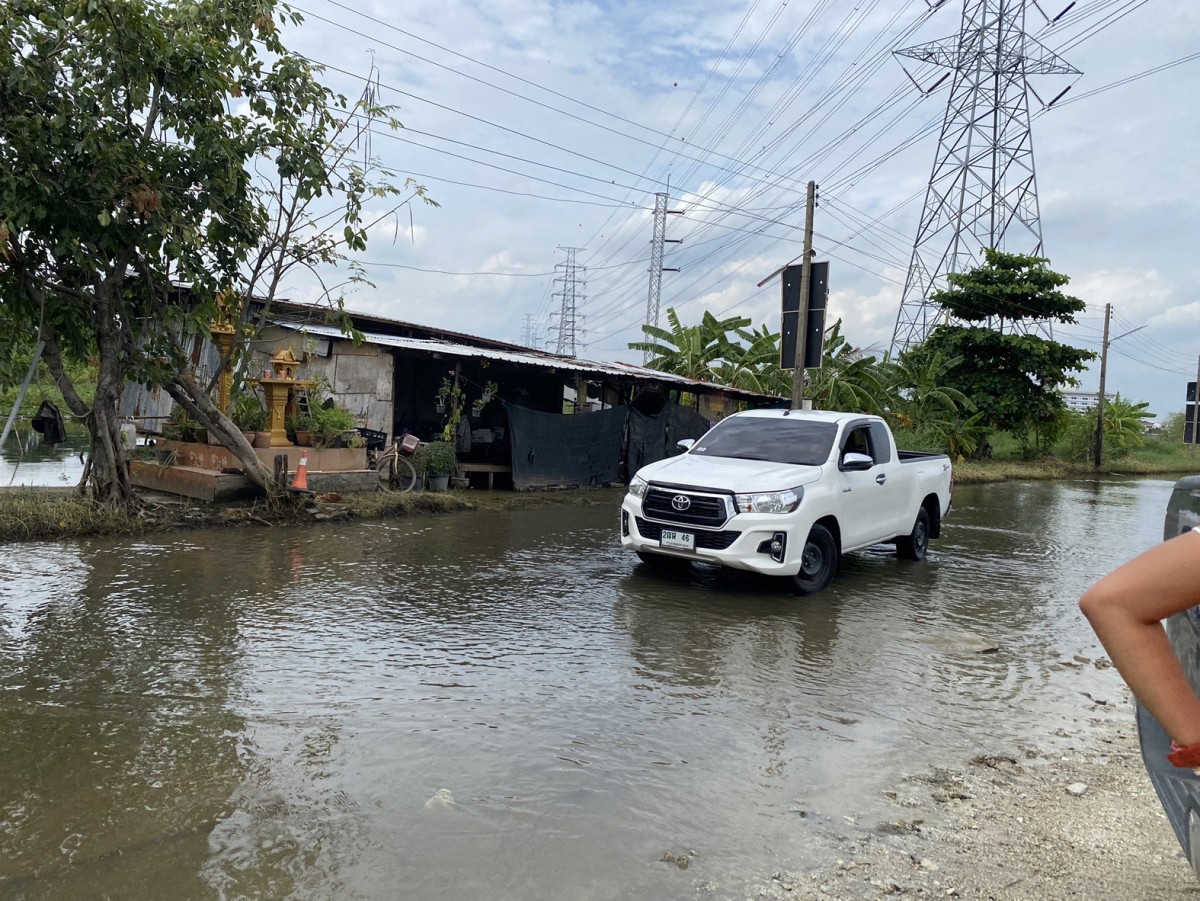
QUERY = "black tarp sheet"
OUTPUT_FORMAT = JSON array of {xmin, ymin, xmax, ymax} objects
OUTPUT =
[
  {"xmin": 507, "ymin": 403, "xmax": 628, "ymax": 490},
  {"xmin": 626, "ymin": 405, "xmax": 713, "ymax": 474}
]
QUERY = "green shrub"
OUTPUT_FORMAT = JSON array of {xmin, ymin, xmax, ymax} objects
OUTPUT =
[
  {"xmin": 231, "ymin": 392, "xmax": 267, "ymax": 432},
  {"xmin": 163, "ymin": 404, "xmax": 201, "ymax": 442},
  {"xmin": 424, "ymin": 440, "xmax": 458, "ymax": 477},
  {"xmin": 308, "ymin": 402, "xmax": 356, "ymax": 448},
  {"xmin": 409, "ymin": 442, "xmax": 430, "ymax": 475}
]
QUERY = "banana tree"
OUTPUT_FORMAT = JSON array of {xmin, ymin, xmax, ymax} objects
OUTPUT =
[
  {"xmin": 629, "ymin": 308, "xmax": 751, "ymax": 381},
  {"xmin": 806, "ymin": 320, "xmax": 894, "ymax": 415}
]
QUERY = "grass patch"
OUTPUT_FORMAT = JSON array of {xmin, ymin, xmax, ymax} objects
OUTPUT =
[
  {"xmin": 0, "ymin": 361, "xmax": 97, "ymax": 420},
  {"xmin": 0, "ymin": 484, "xmax": 629, "ymax": 543},
  {"xmin": 955, "ymin": 443, "xmax": 1199, "ymax": 485},
  {"xmin": 0, "ymin": 490, "xmax": 148, "ymax": 542}
]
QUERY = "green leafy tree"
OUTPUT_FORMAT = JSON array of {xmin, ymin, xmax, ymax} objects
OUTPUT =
[
  {"xmin": 1058, "ymin": 395, "xmax": 1151, "ymax": 462},
  {"xmin": 909, "ymin": 249, "xmax": 1096, "ymax": 454},
  {"xmin": 1161, "ymin": 410, "xmax": 1186, "ymax": 443},
  {"xmin": 0, "ymin": 0, "xmax": 432, "ymax": 504}
]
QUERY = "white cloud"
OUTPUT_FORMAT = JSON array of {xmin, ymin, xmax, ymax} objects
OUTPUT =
[{"xmin": 270, "ymin": 0, "xmax": 1198, "ymax": 411}]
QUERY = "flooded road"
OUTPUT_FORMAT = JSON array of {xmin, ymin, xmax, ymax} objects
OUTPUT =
[
  {"xmin": 0, "ymin": 430, "xmax": 88, "ymax": 488},
  {"xmin": 0, "ymin": 477, "xmax": 1180, "ymax": 900}
]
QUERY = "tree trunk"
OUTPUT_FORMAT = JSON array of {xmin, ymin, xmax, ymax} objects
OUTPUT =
[
  {"xmin": 41, "ymin": 330, "xmax": 136, "ymax": 506},
  {"xmin": 166, "ymin": 372, "xmax": 284, "ymax": 501}
]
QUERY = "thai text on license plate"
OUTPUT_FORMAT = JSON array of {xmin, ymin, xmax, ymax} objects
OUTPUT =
[{"xmin": 660, "ymin": 529, "xmax": 695, "ymax": 551}]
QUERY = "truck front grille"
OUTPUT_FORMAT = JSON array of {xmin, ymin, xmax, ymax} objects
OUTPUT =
[
  {"xmin": 643, "ymin": 487, "xmax": 729, "ymax": 528},
  {"xmin": 635, "ymin": 517, "xmax": 740, "ymax": 550}
]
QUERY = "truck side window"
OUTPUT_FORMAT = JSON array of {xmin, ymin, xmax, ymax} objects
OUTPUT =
[
  {"xmin": 843, "ymin": 427, "xmax": 873, "ymax": 462},
  {"xmin": 869, "ymin": 421, "xmax": 893, "ymax": 464}
]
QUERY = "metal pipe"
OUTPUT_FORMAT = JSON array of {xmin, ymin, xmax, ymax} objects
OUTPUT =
[{"xmin": 0, "ymin": 340, "xmax": 45, "ymax": 450}]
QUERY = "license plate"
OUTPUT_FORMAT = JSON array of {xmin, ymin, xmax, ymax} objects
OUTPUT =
[{"xmin": 660, "ymin": 529, "xmax": 695, "ymax": 551}]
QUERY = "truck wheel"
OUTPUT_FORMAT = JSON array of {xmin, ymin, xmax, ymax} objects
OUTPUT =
[
  {"xmin": 897, "ymin": 507, "xmax": 930, "ymax": 561},
  {"xmin": 636, "ymin": 550, "xmax": 692, "ymax": 571},
  {"xmin": 792, "ymin": 524, "xmax": 837, "ymax": 594}
]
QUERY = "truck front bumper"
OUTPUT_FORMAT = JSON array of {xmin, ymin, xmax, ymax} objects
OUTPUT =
[{"xmin": 619, "ymin": 495, "xmax": 803, "ymax": 576}]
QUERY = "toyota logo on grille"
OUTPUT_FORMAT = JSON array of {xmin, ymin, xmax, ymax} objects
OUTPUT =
[{"xmin": 671, "ymin": 494, "xmax": 691, "ymax": 511}]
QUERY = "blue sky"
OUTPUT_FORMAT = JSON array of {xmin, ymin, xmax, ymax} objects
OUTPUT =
[{"xmin": 275, "ymin": 0, "xmax": 1200, "ymax": 418}]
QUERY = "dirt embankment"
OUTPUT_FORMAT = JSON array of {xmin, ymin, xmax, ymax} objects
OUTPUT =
[{"xmin": 754, "ymin": 702, "xmax": 1198, "ymax": 901}]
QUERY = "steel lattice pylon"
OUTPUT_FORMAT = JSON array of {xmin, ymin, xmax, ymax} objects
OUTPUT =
[
  {"xmin": 552, "ymin": 246, "xmax": 586, "ymax": 357},
  {"xmin": 643, "ymin": 193, "xmax": 668, "ymax": 364},
  {"xmin": 889, "ymin": 0, "xmax": 1079, "ymax": 356}
]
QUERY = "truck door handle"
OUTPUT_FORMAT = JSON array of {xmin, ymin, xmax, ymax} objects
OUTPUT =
[{"xmin": 875, "ymin": 474, "xmax": 887, "ymax": 485}]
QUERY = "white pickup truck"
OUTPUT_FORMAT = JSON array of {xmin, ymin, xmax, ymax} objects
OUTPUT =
[{"xmin": 620, "ymin": 409, "xmax": 953, "ymax": 594}]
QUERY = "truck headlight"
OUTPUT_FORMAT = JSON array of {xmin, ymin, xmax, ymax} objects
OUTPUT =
[
  {"xmin": 627, "ymin": 475, "xmax": 649, "ymax": 498},
  {"xmin": 734, "ymin": 486, "xmax": 803, "ymax": 514}
]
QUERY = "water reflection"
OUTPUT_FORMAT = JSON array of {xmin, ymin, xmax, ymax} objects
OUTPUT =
[
  {"xmin": 0, "ymin": 478, "xmax": 1185, "ymax": 900},
  {"xmin": 1, "ymin": 430, "xmax": 88, "ymax": 487},
  {"xmin": 0, "ymin": 537, "xmax": 247, "ymax": 899}
]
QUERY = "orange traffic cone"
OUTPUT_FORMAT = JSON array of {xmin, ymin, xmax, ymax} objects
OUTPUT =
[{"xmin": 292, "ymin": 451, "xmax": 309, "ymax": 491}]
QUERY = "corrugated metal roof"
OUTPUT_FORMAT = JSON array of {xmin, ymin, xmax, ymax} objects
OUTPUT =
[
  {"xmin": 271, "ymin": 321, "xmax": 778, "ymax": 402},
  {"xmin": 265, "ymin": 298, "xmax": 538, "ymax": 355}
]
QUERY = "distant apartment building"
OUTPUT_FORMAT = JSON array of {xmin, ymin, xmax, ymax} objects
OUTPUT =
[{"xmin": 1059, "ymin": 389, "xmax": 1114, "ymax": 413}]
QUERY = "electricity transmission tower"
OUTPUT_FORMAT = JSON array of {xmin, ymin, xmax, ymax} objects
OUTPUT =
[
  {"xmin": 551, "ymin": 247, "xmax": 586, "ymax": 357},
  {"xmin": 889, "ymin": 0, "xmax": 1080, "ymax": 355},
  {"xmin": 521, "ymin": 313, "xmax": 539, "ymax": 349},
  {"xmin": 643, "ymin": 192, "xmax": 682, "ymax": 363}
]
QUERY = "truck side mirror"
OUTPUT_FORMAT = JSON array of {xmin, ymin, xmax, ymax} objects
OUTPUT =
[
  {"xmin": 676, "ymin": 438, "xmax": 695, "ymax": 451},
  {"xmin": 840, "ymin": 452, "xmax": 874, "ymax": 471}
]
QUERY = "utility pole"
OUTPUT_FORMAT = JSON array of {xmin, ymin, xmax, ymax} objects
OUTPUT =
[
  {"xmin": 1093, "ymin": 303, "xmax": 1111, "ymax": 468},
  {"xmin": 791, "ymin": 181, "xmax": 816, "ymax": 408},
  {"xmin": 1093, "ymin": 303, "xmax": 1146, "ymax": 467},
  {"xmin": 1193, "ymin": 354, "xmax": 1200, "ymax": 453}
]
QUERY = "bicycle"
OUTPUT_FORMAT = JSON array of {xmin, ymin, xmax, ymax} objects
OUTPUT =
[{"xmin": 370, "ymin": 434, "xmax": 419, "ymax": 492}]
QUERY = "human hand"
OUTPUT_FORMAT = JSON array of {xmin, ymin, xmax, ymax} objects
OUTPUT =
[{"xmin": 1167, "ymin": 740, "xmax": 1200, "ymax": 769}]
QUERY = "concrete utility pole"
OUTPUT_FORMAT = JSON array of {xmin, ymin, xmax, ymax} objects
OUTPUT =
[
  {"xmin": 1093, "ymin": 303, "xmax": 1111, "ymax": 469},
  {"xmin": 790, "ymin": 181, "xmax": 816, "ymax": 408},
  {"xmin": 1193, "ymin": 354, "xmax": 1200, "ymax": 453},
  {"xmin": 1093, "ymin": 303, "xmax": 1146, "ymax": 468}
]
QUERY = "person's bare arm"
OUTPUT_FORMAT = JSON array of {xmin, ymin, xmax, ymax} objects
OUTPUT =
[{"xmin": 1079, "ymin": 529, "xmax": 1200, "ymax": 749}]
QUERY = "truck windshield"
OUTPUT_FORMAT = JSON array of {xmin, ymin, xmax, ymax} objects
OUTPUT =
[{"xmin": 689, "ymin": 417, "xmax": 837, "ymax": 466}]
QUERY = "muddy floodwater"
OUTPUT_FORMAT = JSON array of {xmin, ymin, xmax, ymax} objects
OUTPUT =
[
  {"xmin": 1, "ymin": 430, "xmax": 89, "ymax": 488},
  {"xmin": 0, "ymin": 477, "xmax": 1182, "ymax": 900}
]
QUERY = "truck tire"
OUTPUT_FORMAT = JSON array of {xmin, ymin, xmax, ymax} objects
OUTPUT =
[
  {"xmin": 792, "ymin": 524, "xmax": 838, "ymax": 594},
  {"xmin": 896, "ymin": 507, "xmax": 930, "ymax": 561}
]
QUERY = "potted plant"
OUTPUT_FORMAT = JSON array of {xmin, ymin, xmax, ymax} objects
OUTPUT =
[
  {"xmin": 439, "ymin": 377, "xmax": 467, "ymax": 443},
  {"xmin": 232, "ymin": 392, "xmax": 270, "ymax": 447},
  {"xmin": 287, "ymin": 413, "xmax": 311, "ymax": 446},
  {"xmin": 424, "ymin": 440, "xmax": 457, "ymax": 492},
  {"xmin": 435, "ymin": 377, "xmax": 450, "ymax": 415},
  {"xmin": 409, "ymin": 441, "xmax": 430, "ymax": 491},
  {"xmin": 163, "ymin": 403, "xmax": 202, "ymax": 443},
  {"xmin": 308, "ymin": 401, "xmax": 358, "ymax": 449}
]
